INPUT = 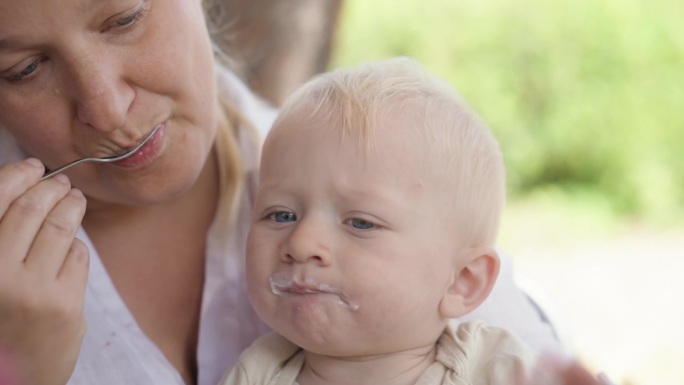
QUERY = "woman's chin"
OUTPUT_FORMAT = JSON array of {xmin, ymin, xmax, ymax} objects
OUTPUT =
[{"xmin": 82, "ymin": 166, "xmax": 202, "ymax": 209}]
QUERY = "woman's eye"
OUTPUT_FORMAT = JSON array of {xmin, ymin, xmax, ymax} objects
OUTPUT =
[
  {"xmin": 269, "ymin": 211, "xmax": 297, "ymax": 223},
  {"xmin": 348, "ymin": 218, "xmax": 376, "ymax": 230},
  {"xmin": 106, "ymin": 2, "xmax": 149, "ymax": 31},
  {"xmin": 4, "ymin": 57, "xmax": 48, "ymax": 83},
  {"xmin": 115, "ymin": 9, "xmax": 145, "ymax": 27}
]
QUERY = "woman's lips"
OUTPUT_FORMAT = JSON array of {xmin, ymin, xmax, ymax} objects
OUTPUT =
[
  {"xmin": 269, "ymin": 273, "xmax": 359, "ymax": 310},
  {"xmin": 114, "ymin": 123, "xmax": 165, "ymax": 168}
]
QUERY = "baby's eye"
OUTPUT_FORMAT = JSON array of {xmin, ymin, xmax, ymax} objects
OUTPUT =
[
  {"xmin": 269, "ymin": 211, "xmax": 297, "ymax": 223},
  {"xmin": 347, "ymin": 218, "xmax": 376, "ymax": 230}
]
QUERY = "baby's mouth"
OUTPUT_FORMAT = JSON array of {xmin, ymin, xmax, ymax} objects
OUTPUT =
[{"xmin": 269, "ymin": 273, "xmax": 359, "ymax": 311}]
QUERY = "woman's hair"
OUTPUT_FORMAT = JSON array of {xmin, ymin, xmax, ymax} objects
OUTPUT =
[
  {"xmin": 203, "ymin": 0, "xmax": 242, "ymax": 73},
  {"xmin": 275, "ymin": 57, "xmax": 506, "ymax": 247},
  {"xmin": 212, "ymin": 96, "xmax": 245, "ymax": 229},
  {"xmin": 203, "ymin": 1, "xmax": 262, "ymax": 229}
]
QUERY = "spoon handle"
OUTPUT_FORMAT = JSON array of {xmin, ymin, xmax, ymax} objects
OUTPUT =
[
  {"xmin": 41, "ymin": 158, "xmax": 94, "ymax": 180},
  {"xmin": 40, "ymin": 124, "xmax": 161, "ymax": 181}
]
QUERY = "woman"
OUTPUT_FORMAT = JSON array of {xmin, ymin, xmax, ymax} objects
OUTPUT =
[{"xmin": 0, "ymin": 1, "xmax": 560, "ymax": 384}]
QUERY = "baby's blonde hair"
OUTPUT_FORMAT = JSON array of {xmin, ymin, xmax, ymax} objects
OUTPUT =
[{"xmin": 276, "ymin": 57, "xmax": 506, "ymax": 247}]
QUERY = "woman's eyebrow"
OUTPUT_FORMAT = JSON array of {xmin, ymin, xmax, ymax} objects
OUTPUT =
[
  {"xmin": 0, "ymin": 36, "xmax": 31, "ymax": 52},
  {"xmin": 0, "ymin": 39, "xmax": 13, "ymax": 52}
]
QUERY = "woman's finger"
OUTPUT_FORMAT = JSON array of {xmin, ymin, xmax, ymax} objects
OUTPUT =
[
  {"xmin": 0, "ymin": 158, "xmax": 44, "ymax": 218},
  {"xmin": 57, "ymin": 236, "xmax": 90, "ymax": 288},
  {"xmin": 561, "ymin": 362, "xmax": 603, "ymax": 385},
  {"xmin": 26, "ymin": 188, "xmax": 87, "ymax": 277},
  {"xmin": 0, "ymin": 174, "xmax": 72, "ymax": 264}
]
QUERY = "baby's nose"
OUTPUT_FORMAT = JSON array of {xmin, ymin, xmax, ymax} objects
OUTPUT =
[{"xmin": 282, "ymin": 220, "xmax": 332, "ymax": 266}]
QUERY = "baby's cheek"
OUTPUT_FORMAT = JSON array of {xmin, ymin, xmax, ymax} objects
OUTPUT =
[
  {"xmin": 246, "ymin": 270, "xmax": 273, "ymax": 312},
  {"xmin": 357, "ymin": 281, "xmax": 412, "ymax": 317}
]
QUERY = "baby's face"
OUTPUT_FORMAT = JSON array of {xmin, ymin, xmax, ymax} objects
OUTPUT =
[{"xmin": 246, "ymin": 108, "xmax": 465, "ymax": 356}]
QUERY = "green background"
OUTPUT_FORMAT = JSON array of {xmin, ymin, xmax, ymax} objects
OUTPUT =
[{"xmin": 332, "ymin": 0, "xmax": 683, "ymax": 227}]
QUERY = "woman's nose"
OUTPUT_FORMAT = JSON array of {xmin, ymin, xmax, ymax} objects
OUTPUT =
[
  {"xmin": 282, "ymin": 219, "xmax": 332, "ymax": 266},
  {"xmin": 70, "ymin": 53, "xmax": 134, "ymax": 132}
]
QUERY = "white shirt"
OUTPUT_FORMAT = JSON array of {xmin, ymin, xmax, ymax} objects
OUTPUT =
[
  {"xmin": 65, "ymin": 68, "xmax": 277, "ymax": 385},
  {"xmin": 0, "ymin": 67, "xmax": 561, "ymax": 385}
]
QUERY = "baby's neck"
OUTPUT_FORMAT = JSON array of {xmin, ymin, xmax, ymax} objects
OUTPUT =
[{"xmin": 296, "ymin": 344, "xmax": 437, "ymax": 385}]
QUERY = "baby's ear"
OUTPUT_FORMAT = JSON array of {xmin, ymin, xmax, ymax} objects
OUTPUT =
[{"xmin": 438, "ymin": 246, "xmax": 500, "ymax": 319}]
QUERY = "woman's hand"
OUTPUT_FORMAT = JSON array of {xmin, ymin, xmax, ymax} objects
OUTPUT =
[
  {"xmin": 528, "ymin": 354, "xmax": 617, "ymax": 385},
  {"xmin": 0, "ymin": 158, "xmax": 89, "ymax": 385}
]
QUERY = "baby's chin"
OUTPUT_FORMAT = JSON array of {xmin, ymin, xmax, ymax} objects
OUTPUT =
[
  {"xmin": 265, "ymin": 311, "xmax": 367, "ymax": 356},
  {"xmin": 277, "ymin": 316, "xmax": 449, "ymax": 359},
  {"xmin": 295, "ymin": 335, "xmax": 436, "ymax": 360},
  {"xmin": 294, "ymin": 335, "xmax": 378, "ymax": 358}
]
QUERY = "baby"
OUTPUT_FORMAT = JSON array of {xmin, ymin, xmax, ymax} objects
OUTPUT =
[{"xmin": 222, "ymin": 57, "xmax": 537, "ymax": 385}]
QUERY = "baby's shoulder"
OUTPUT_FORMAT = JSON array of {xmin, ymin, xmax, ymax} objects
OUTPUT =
[
  {"xmin": 437, "ymin": 321, "xmax": 538, "ymax": 382},
  {"xmin": 219, "ymin": 332, "xmax": 303, "ymax": 385},
  {"xmin": 247, "ymin": 332, "xmax": 301, "ymax": 361}
]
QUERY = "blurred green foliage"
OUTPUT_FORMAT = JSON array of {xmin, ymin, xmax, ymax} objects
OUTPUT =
[{"xmin": 332, "ymin": 0, "xmax": 683, "ymax": 224}]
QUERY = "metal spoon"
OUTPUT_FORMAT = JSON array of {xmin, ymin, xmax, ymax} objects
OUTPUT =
[{"xmin": 41, "ymin": 125, "xmax": 161, "ymax": 180}]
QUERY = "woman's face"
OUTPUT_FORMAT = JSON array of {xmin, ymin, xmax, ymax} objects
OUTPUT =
[{"xmin": 0, "ymin": 0, "xmax": 218, "ymax": 206}]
